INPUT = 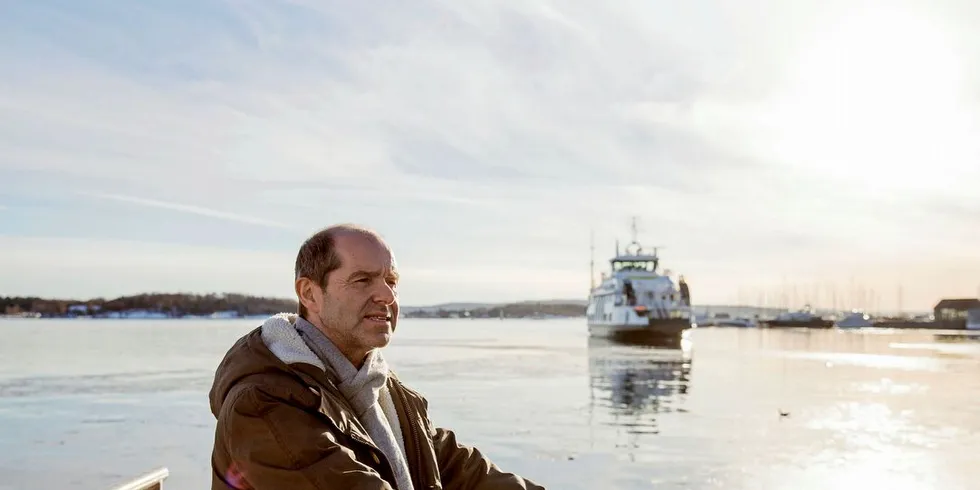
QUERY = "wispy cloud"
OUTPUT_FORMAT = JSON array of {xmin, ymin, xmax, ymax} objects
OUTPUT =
[
  {"xmin": 0, "ymin": 235, "xmax": 294, "ymax": 299},
  {"xmin": 1, "ymin": 0, "xmax": 979, "ymax": 307},
  {"xmin": 79, "ymin": 192, "xmax": 295, "ymax": 230}
]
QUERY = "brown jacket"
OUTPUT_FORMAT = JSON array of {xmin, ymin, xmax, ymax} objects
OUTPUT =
[{"xmin": 209, "ymin": 317, "xmax": 545, "ymax": 490}]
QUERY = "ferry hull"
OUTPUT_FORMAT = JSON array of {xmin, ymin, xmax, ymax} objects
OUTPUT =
[{"xmin": 588, "ymin": 317, "xmax": 693, "ymax": 343}]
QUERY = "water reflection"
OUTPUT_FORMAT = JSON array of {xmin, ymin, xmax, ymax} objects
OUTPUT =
[{"xmin": 587, "ymin": 335, "xmax": 692, "ymax": 452}]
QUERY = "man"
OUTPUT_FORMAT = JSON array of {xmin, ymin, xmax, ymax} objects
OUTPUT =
[{"xmin": 209, "ymin": 224, "xmax": 545, "ymax": 490}]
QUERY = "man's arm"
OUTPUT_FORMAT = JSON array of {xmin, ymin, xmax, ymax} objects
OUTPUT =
[{"xmin": 214, "ymin": 387, "xmax": 395, "ymax": 490}]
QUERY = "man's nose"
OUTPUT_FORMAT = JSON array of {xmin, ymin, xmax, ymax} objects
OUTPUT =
[{"xmin": 374, "ymin": 282, "xmax": 396, "ymax": 305}]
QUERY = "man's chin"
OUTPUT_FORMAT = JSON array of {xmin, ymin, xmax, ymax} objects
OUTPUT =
[
  {"xmin": 361, "ymin": 321, "xmax": 393, "ymax": 343},
  {"xmin": 368, "ymin": 332, "xmax": 392, "ymax": 350}
]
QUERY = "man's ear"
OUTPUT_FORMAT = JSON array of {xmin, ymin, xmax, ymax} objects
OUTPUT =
[{"xmin": 295, "ymin": 277, "xmax": 321, "ymax": 314}]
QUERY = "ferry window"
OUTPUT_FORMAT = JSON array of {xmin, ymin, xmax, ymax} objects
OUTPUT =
[{"xmin": 612, "ymin": 261, "xmax": 656, "ymax": 272}]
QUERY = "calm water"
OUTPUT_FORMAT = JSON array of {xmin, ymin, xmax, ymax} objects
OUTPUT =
[{"xmin": 1, "ymin": 318, "xmax": 978, "ymax": 489}]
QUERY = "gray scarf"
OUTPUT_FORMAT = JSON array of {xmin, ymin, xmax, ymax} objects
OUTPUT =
[{"xmin": 295, "ymin": 317, "xmax": 414, "ymax": 490}]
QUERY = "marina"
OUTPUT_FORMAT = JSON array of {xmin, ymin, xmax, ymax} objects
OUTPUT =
[
  {"xmin": 694, "ymin": 297, "xmax": 980, "ymax": 332},
  {"xmin": 582, "ymin": 219, "xmax": 980, "ymax": 338}
]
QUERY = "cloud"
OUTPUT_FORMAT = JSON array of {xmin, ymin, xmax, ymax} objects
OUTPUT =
[
  {"xmin": 0, "ymin": 235, "xmax": 584, "ymax": 304},
  {"xmin": 79, "ymin": 192, "xmax": 295, "ymax": 230},
  {"xmin": 0, "ymin": 235, "xmax": 294, "ymax": 298},
  {"xmin": 1, "ymin": 0, "xmax": 762, "ymax": 191},
  {"xmin": 1, "ymin": 0, "xmax": 979, "ymax": 307}
]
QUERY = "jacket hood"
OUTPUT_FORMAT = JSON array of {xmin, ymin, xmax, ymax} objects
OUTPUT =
[{"xmin": 208, "ymin": 313, "xmax": 330, "ymax": 416}]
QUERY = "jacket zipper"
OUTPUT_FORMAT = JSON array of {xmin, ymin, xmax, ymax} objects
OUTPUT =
[
  {"xmin": 395, "ymin": 383, "xmax": 425, "ymax": 490},
  {"xmin": 308, "ymin": 377, "xmax": 400, "ymax": 486},
  {"xmin": 299, "ymin": 370, "xmax": 424, "ymax": 489}
]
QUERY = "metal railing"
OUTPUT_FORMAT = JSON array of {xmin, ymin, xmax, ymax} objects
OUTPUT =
[{"xmin": 110, "ymin": 467, "xmax": 169, "ymax": 490}]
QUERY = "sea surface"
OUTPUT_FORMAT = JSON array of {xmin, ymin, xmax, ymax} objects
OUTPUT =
[{"xmin": 1, "ymin": 318, "xmax": 978, "ymax": 490}]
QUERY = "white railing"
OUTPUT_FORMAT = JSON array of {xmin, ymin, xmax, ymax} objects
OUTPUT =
[{"xmin": 110, "ymin": 467, "xmax": 169, "ymax": 490}]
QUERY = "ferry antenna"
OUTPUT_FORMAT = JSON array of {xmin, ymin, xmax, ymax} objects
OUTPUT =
[{"xmin": 589, "ymin": 229, "xmax": 596, "ymax": 290}]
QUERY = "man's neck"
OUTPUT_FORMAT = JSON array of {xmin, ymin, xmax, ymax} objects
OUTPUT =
[
  {"xmin": 339, "ymin": 345, "xmax": 368, "ymax": 370},
  {"xmin": 300, "ymin": 315, "xmax": 368, "ymax": 369}
]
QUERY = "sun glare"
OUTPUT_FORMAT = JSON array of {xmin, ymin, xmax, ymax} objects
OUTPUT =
[{"xmin": 766, "ymin": 7, "xmax": 977, "ymax": 193}]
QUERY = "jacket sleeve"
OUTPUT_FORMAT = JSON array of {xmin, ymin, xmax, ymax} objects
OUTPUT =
[
  {"xmin": 213, "ymin": 386, "xmax": 394, "ymax": 490},
  {"xmin": 424, "ymin": 399, "xmax": 546, "ymax": 490}
]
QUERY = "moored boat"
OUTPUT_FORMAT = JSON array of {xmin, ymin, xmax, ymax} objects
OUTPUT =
[
  {"xmin": 835, "ymin": 310, "xmax": 873, "ymax": 329},
  {"xmin": 761, "ymin": 304, "xmax": 834, "ymax": 328}
]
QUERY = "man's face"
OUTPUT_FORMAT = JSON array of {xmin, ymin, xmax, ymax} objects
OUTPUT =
[{"xmin": 315, "ymin": 233, "xmax": 399, "ymax": 362}]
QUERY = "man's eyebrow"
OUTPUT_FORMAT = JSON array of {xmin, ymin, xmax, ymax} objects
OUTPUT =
[{"xmin": 347, "ymin": 269, "xmax": 398, "ymax": 280}]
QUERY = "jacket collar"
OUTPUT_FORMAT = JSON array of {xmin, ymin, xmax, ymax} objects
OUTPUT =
[{"xmin": 259, "ymin": 312, "xmax": 326, "ymax": 370}]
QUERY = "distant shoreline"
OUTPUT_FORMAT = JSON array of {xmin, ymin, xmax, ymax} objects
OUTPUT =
[
  {"xmin": 0, "ymin": 315, "xmax": 578, "ymax": 321},
  {"xmin": 1, "ymin": 292, "xmax": 588, "ymax": 320}
]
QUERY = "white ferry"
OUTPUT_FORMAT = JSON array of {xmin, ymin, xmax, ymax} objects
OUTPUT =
[{"xmin": 586, "ymin": 221, "xmax": 694, "ymax": 340}]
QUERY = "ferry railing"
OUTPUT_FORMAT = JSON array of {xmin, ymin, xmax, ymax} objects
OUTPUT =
[{"xmin": 109, "ymin": 467, "xmax": 169, "ymax": 490}]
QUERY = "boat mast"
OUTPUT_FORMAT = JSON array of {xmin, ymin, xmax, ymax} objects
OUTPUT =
[
  {"xmin": 589, "ymin": 229, "xmax": 596, "ymax": 290},
  {"xmin": 630, "ymin": 216, "xmax": 638, "ymax": 248}
]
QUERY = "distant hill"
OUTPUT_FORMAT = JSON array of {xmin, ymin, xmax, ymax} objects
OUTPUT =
[
  {"xmin": 1, "ymin": 293, "xmax": 297, "ymax": 318},
  {"xmin": 11, "ymin": 292, "xmax": 912, "ymax": 321},
  {"xmin": 512, "ymin": 299, "xmax": 589, "ymax": 306},
  {"xmin": 401, "ymin": 300, "xmax": 588, "ymax": 319},
  {"xmin": 400, "ymin": 299, "xmax": 588, "ymax": 314},
  {"xmin": 400, "ymin": 303, "xmax": 495, "ymax": 314}
]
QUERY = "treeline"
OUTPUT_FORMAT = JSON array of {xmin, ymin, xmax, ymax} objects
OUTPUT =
[
  {"xmin": 1, "ymin": 294, "xmax": 586, "ymax": 319},
  {"xmin": 1, "ymin": 293, "xmax": 298, "ymax": 318}
]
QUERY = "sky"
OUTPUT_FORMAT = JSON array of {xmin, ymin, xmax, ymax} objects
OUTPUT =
[{"xmin": 1, "ymin": 0, "xmax": 979, "ymax": 310}]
